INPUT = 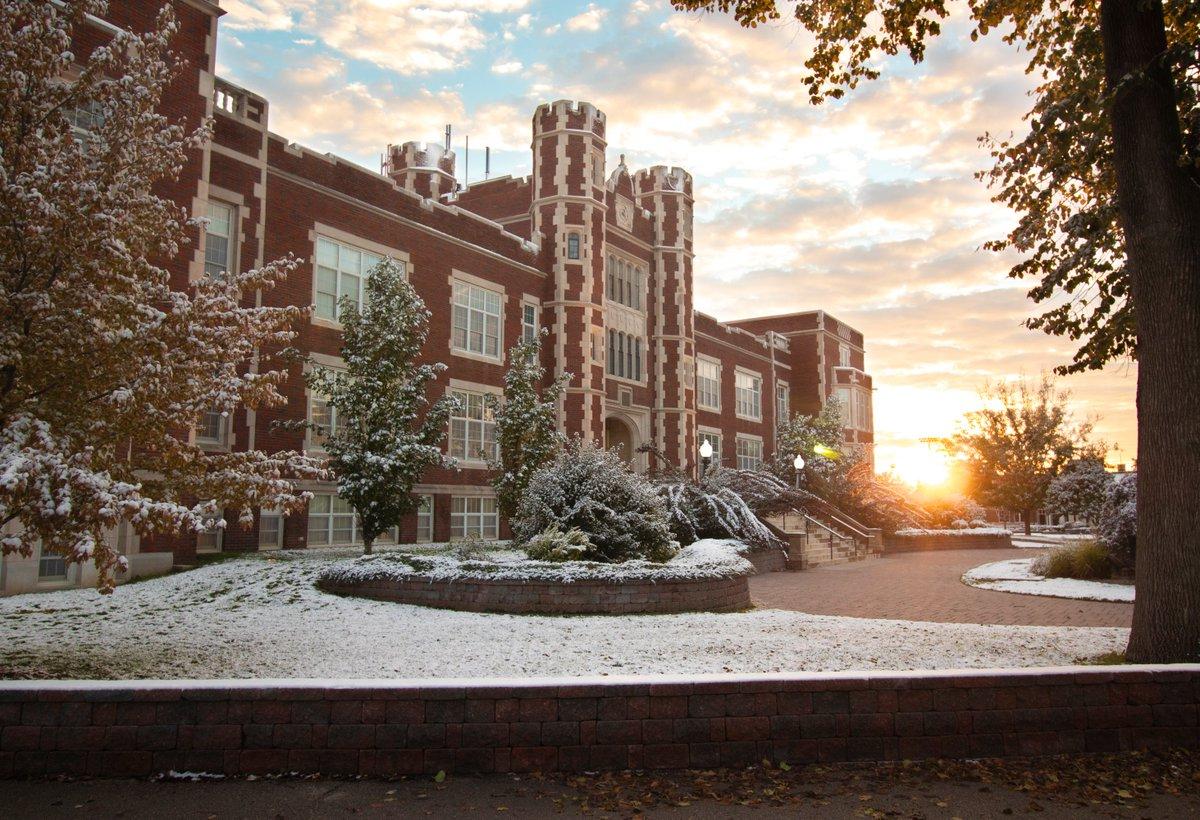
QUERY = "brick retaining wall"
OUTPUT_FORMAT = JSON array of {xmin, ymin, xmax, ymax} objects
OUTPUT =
[
  {"xmin": 2, "ymin": 666, "xmax": 1198, "ymax": 778},
  {"xmin": 317, "ymin": 573, "xmax": 752, "ymax": 615},
  {"xmin": 746, "ymin": 547, "xmax": 787, "ymax": 574},
  {"xmin": 884, "ymin": 532, "xmax": 1013, "ymax": 553}
]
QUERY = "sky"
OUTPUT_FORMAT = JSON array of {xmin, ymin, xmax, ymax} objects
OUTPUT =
[{"xmin": 214, "ymin": 0, "xmax": 1138, "ymax": 486}]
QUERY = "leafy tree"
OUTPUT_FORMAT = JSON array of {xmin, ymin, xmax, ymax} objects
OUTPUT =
[
  {"xmin": 672, "ymin": 0, "xmax": 1200, "ymax": 668},
  {"xmin": 485, "ymin": 330, "xmax": 569, "ymax": 520},
  {"xmin": 0, "ymin": 1, "xmax": 319, "ymax": 591},
  {"xmin": 1046, "ymin": 458, "xmax": 1113, "ymax": 524},
  {"xmin": 1097, "ymin": 473, "xmax": 1137, "ymax": 569},
  {"xmin": 942, "ymin": 375, "xmax": 1092, "ymax": 535},
  {"xmin": 304, "ymin": 259, "xmax": 457, "ymax": 555},
  {"xmin": 771, "ymin": 398, "xmax": 844, "ymax": 481}
]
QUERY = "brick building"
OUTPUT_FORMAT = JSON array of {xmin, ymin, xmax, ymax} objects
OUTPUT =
[{"xmin": 1, "ymin": 0, "xmax": 874, "ymax": 590}]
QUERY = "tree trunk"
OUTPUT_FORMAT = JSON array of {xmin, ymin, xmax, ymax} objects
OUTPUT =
[
  {"xmin": 1023, "ymin": 513, "xmax": 1032, "ymax": 537},
  {"xmin": 363, "ymin": 536, "xmax": 374, "ymax": 556},
  {"xmin": 1100, "ymin": 1, "xmax": 1200, "ymax": 662}
]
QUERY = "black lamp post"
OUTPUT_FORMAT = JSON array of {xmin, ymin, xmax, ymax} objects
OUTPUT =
[
  {"xmin": 699, "ymin": 439, "xmax": 713, "ymax": 481},
  {"xmin": 793, "ymin": 453, "xmax": 805, "ymax": 490}
]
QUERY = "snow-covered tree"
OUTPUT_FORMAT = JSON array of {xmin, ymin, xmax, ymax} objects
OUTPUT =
[
  {"xmin": 0, "ymin": 1, "xmax": 319, "ymax": 591},
  {"xmin": 513, "ymin": 439, "xmax": 678, "ymax": 563},
  {"xmin": 485, "ymin": 330, "xmax": 568, "ymax": 520},
  {"xmin": 770, "ymin": 398, "xmax": 844, "ymax": 481},
  {"xmin": 654, "ymin": 479, "xmax": 780, "ymax": 551},
  {"xmin": 304, "ymin": 259, "xmax": 457, "ymax": 555},
  {"xmin": 1046, "ymin": 459, "xmax": 1113, "ymax": 524},
  {"xmin": 1098, "ymin": 473, "xmax": 1137, "ymax": 569}
]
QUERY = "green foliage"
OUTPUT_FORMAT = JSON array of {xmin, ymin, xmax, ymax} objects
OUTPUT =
[
  {"xmin": 941, "ymin": 374, "xmax": 1094, "ymax": 521},
  {"xmin": 485, "ymin": 330, "xmax": 569, "ymax": 520},
  {"xmin": 450, "ymin": 532, "xmax": 492, "ymax": 561},
  {"xmin": 305, "ymin": 259, "xmax": 457, "ymax": 553},
  {"xmin": 1032, "ymin": 540, "xmax": 1113, "ymax": 580},
  {"xmin": 513, "ymin": 439, "xmax": 679, "ymax": 563},
  {"xmin": 524, "ymin": 525, "xmax": 594, "ymax": 563},
  {"xmin": 1046, "ymin": 458, "xmax": 1113, "ymax": 523},
  {"xmin": 771, "ymin": 399, "xmax": 845, "ymax": 481}
]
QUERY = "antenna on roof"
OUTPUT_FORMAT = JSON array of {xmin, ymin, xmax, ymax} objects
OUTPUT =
[{"xmin": 485, "ymin": 146, "xmax": 490, "ymax": 180}]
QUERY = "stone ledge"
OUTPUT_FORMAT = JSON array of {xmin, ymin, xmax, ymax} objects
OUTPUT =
[{"xmin": 884, "ymin": 533, "xmax": 1013, "ymax": 553}]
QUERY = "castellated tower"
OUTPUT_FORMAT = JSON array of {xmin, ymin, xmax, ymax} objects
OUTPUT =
[
  {"xmin": 530, "ymin": 100, "xmax": 608, "ymax": 442},
  {"xmin": 386, "ymin": 141, "xmax": 456, "ymax": 199},
  {"xmin": 635, "ymin": 166, "xmax": 696, "ymax": 473}
]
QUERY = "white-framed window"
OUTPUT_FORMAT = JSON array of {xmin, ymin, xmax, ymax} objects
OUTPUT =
[
  {"xmin": 449, "ymin": 389, "xmax": 498, "ymax": 464},
  {"xmin": 835, "ymin": 386, "xmax": 855, "ymax": 429},
  {"xmin": 776, "ymin": 381, "xmax": 789, "ymax": 423},
  {"xmin": 308, "ymin": 388, "xmax": 345, "ymax": 450},
  {"xmin": 66, "ymin": 100, "xmax": 105, "ymax": 144},
  {"xmin": 606, "ymin": 254, "xmax": 643, "ymax": 310},
  {"xmin": 698, "ymin": 430, "xmax": 722, "ymax": 467},
  {"xmin": 315, "ymin": 236, "xmax": 385, "ymax": 322},
  {"xmin": 451, "ymin": 496, "xmax": 499, "ymax": 539},
  {"xmin": 857, "ymin": 390, "xmax": 872, "ymax": 432},
  {"xmin": 839, "ymin": 343, "xmax": 851, "ymax": 368},
  {"xmin": 567, "ymin": 232, "xmax": 581, "ymax": 259},
  {"xmin": 606, "ymin": 330, "xmax": 643, "ymax": 381},
  {"xmin": 204, "ymin": 201, "xmax": 236, "ymax": 279},
  {"xmin": 697, "ymin": 358, "xmax": 721, "ymax": 411},
  {"xmin": 196, "ymin": 409, "xmax": 227, "ymax": 445},
  {"xmin": 114, "ymin": 520, "xmax": 136, "ymax": 556},
  {"xmin": 259, "ymin": 509, "xmax": 283, "ymax": 550},
  {"xmin": 307, "ymin": 493, "xmax": 396, "ymax": 546},
  {"xmin": 451, "ymin": 281, "xmax": 502, "ymax": 359},
  {"xmin": 521, "ymin": 303, "xmax": 538, "ymax": 344},
  {"xmin": 37, "ymin": 546, "xmax": 68, "ymax": 581},
  {"xmin": 197, "ymin": 515, "xmax": 224, "ymax": 554},
  {"xmin": 736, "ymin": 436, "xmax": 763, "ymax": 471},
  {"xmin": 416, "ymin": 495, "xmax": 434, "ymax": 543},
  {"xmin": 735, "ymin": 370, "xmax": 762, "ymax": 421}
]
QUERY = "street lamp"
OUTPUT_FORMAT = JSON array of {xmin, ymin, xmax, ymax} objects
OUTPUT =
[
  {"xmin": 699, "ymin": 439, "xmax": 713, "ymax": 481},
  {"xmin": 793, "ymin": 453, "xmax": 805, "ymax": 489}
]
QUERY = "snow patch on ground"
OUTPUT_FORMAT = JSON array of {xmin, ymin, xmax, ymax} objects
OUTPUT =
[
  {"xmin": 0, "ymin": 548, "xmax": 1128, "ymax": 680},
  {"xmin": 319, "ymin": 538, "xmax": 754, "ymax": 586},
  {"xmin": 963, "ymin": 558, "xmax": 1135, "ymax": 603},
  {"xmin": 894, "ymin": 527, "xmax": 1012, "ymax": 537}
]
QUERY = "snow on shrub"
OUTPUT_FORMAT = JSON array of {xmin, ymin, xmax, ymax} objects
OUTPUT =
[
  {"xmin": 655, "ymin": 480, "xmax": 780, "ymax": 551},
  {"xmin": 317, "ymin": 538, "xmax": 752, "ymax": 586},
  {"xmin": 525, "ymin": 525, "xmax": 593, "ymax": 563},
  {"xmin": 512, "ymin": 440, "xmax": 679, "ymax": 563},
  {"xmin": 1097, "ymin": 473, "xmax": 1136, "ymax": 568}
]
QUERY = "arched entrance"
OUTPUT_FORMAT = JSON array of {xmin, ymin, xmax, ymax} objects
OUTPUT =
[{"xmin": 604, "ymin": 416, "xmax": 636, "ymax": 466}]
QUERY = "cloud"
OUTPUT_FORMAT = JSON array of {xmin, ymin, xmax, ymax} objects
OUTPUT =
[
  {"xmin": 566, "ymin": 4, "xmax": 609, "ymax": 32},
  {"xmin": 491, "ymin": 60, "xmax": 523, "ymax": 75}
]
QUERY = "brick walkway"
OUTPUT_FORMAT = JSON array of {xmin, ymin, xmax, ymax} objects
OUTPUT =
[{"xmin": 749, "ymin": 548, "xmax": 1132, "ymax": 627}]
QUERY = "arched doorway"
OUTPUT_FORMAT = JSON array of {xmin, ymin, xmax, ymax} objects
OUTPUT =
[{"xmin": 604, "ymin": 416, "xmax": 635, "ymax": 466}]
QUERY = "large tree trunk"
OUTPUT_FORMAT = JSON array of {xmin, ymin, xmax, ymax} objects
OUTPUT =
[
  {"xmin": 363, "ymin": 537, "xmax": 374, "ymax": 556},
  {"xmin": 1101, "ymin": 1, "xmax": 1200, "ymax": 662}
]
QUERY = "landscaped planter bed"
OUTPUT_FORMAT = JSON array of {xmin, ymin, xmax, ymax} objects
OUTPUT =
[
  {"xmin": 884, "ymin": 528, "xmax": 1013, "ymax": 553},
  {"xmin": 316, "ymin": 539, "xmax": 755, "ymax": 615}
]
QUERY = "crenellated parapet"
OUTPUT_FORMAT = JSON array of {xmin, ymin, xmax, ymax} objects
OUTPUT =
[{"xmin": 386, "ymin": 141, "xmax": 457, "ymax": 200}]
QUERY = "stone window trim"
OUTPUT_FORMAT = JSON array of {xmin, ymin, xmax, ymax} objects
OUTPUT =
[
  {"xmin": 416, "ymin": 495, "xmax": 434, "ymax": 543},
  {"xmin": 520, "ymin": 294, "xmax": 541, "ymax": 344},
  {"xmin": 308, "ymin": 223, "xmax": 409, "ymax": 331},
  {"xmin": 194, "ymin": 408, "xmax": 235, "ymax": 453},
  {"xmin": 36, "ymin": 543, "xmax": 73, "ymax": 587},
  {"xmin": 696, "ymin": 355, "xmax": 722, "ymax": 412},
  {"xmin": 258, "ymin": 507, "xmax": 284, "ymax": 550},
  {"xmin": 735, "ymin": 434, "xmax": 764, "ymax": 471},
  {"xmin": 447, "ymin": 270, "xmax": 506, "ymax": 365},
  {"xmin": 605, "ymin": 251, "xmax": 646, "ymax": 313},
  {"xmin": 734, "ymin": 366, "xmax": 763, "ymax": 422},
  {"xmin": 191, "ymin": 184, "xmax": 245, "ymax": 285},
  {"xmin": 446, "ymin": 379, "xmax": 503, "ymax": 469}
]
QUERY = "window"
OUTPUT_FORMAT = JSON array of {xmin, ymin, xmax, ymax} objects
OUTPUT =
[
  {"xmin": 37, "ymin": 546, "xmax": 68, "ymax": 581},
  {"xmin": 735, "ymin": 370, "xmax": 762, "ymax": 420},
  {"xmin": 606, "ymin": 254, "xmax": 644, "ymax": 309},
  {"xmin": 416, "ymin": 495, "xmax": 434, "ymax": 543},
  {"xmin": 835, "ymin": 387, "xmax": 853, "ymax": 428},
  {"xmin": 307, "ymin": 493, "xmax": 396, "ymax": 546},
  {"xmin": 776, "ymin": 382, "xmax": 789, "ymax": 423},
  {"xmin": 736, "ymin": 437, "xmax": 763, "ymax": 470},
  {"xmin": 451, "ymin": 496, "xmax": 499, "ymax": 539},
  {"xmin": 857, "ymin": 390, "xmax": 872, "ymax": 432},
  {"xmin": 308, "ymin": 388, "xmax": 345, "ymax": 449},
  {"xmin": 697, "ymin": 359, "xmax": 721, "ymax": 411},
  {"xmin": 315, "ymin": 237, "xmax": 385, "ymax": 322},
  {"xmin": 197, "ymin": 515, "xmax": 224, "ymax": 553},
  {"xmin": 567, "ymin": 233, "xmax": 581, "ymax": 259},
  {"xmin": 521, "ymin": 303, "xmax": 538, "ymax": 344},
  {"xmin": 839, "ymin": 343, "xmax": 851, "ymax": 368},
  {"xmin": 196, "ymin": 409, "xmax": 226, "ymax": 445},
  {"xmin": 449, "ymin": 389, "xmax": 498, "ymax": 464},
  {"xmin": 606, "ymin": 330, "xmax": 643, "ymax": 381},
  {"xmin": 115, "ymin": 520, "xmax": 135, "ymax": 555},
  {"xmin": 698, "ymin": 431, "xmax": 722, "ymax": 467},
  {"xmin": 204, "ymin": 201, "xmax": 235, "ymax": 278},
  {"xmin": 259, "ymin": 509, "xmax": 283, "ymax": 549},
  {"xmin": 66, "ymin": 100, "xmax": 105, "ymax": 144},
  {"xmin": 451, "ymin": 281, "xmax": 502, "ymax": 359}
]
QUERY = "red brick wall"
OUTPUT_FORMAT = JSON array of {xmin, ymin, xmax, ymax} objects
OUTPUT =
[
  {"xmin": 3, "ymin": 666, "xmax": 1197, "ymax": 777},
  {"xmin": 884, "ymin": 532, "xmax": 1014, "ymax": 553}
]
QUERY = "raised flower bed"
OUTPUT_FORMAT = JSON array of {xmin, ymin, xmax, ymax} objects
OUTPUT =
[{"xmin": 884, "ymin": 527, "xmax": 1013, "ymax": 553}]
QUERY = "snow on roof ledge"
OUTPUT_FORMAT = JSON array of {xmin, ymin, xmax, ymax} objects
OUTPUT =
[{"xmin": 1, "ymin": 664, "xmax": 1193, "ymax": 692}]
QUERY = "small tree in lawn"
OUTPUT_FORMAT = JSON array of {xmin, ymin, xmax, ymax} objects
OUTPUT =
[
  {"xmin": 1046, "ymin": 458, "xmax": 1113, "ymax": 526},
  {"xmin": 0, "ymin": 1, "xmax": 319, "ymax": 591},
  {"xmin": 485, "ymin": 330, "xmax": 569, "ymax": 520},
  {"xmin": 941, "ymin": 375, "xmax": 1094, "ymax": 536},
  {"xmin": 305, "ymin": 259, "xmax": 457, "ymax": 555}
]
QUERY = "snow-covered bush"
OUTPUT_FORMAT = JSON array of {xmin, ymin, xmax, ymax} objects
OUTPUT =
[
  {"xmin": 655, "ymin": 481, "xmax": 781, "ymax": 551},
  {"xmin": 924, "ymin": 497, "xmax": 987, "ymax": 529},
  {"xmin": 512, "ymin": 440, "xmax": 678, "ymax": 563},
  {"xmin": 969, "ymin": 519, "xmax": 990, "ymax": 529},
  {"xmin": 1046, "ymin": 459, "xmax": 1112, "ymax": 524},
  {"xmin": 1097, "ymin": 474, "xmax": 1136, "ymax": 568},
  {"xmin": 524, "ymin": 525, "xmax": 593, "ymax": 563},
  {"xmin": 702, "ymin": 468, "xmax": 807, "ymax": 516}
]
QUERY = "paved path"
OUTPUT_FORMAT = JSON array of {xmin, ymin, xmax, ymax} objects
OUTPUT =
[{"xmin": 749, "ymin": 548, "xmax": 1133, "ymax": 627}]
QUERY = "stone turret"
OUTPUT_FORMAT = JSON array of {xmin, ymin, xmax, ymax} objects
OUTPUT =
[{"xmin": 386, "ymin": 141, "xmax": 456, "ymax": 199}]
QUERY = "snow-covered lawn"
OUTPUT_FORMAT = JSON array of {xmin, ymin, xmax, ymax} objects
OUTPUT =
[
  {"xmin": 0, "ymin": 548, "xmax": 1127, "ymax": 680},
  {"xmin": 963, "ymin": 557, "xmax": 1135, "ymax": 603}
]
